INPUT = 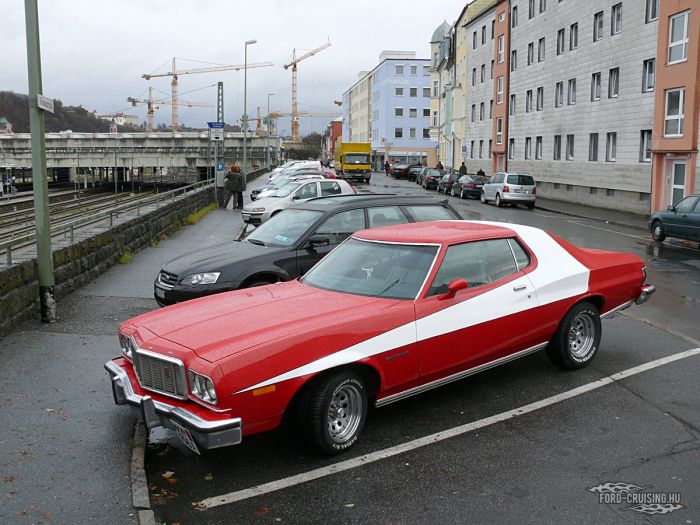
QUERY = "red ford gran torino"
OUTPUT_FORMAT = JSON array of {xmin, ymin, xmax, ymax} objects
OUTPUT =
[{"xmin": 105, "ymin": 221, "xmax": 655, "ymax": 455}]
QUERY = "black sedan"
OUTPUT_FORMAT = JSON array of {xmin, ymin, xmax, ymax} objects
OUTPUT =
[
  {"xmin": 389, "ymin": 164, "xmax": 411, "ymax": 179},
  {"xmin": 437, "ymin": 172, "xmax": 460, "ymax": 194},
  {"xmin": 407, "ymin": 165, "xmax": 424, "ymax": 182},
  {"xmin": 153, "ymin": 195, "xmax": 462, "ymax": 306},
  {"xmin": 451, "ymin": 175, "xmax": 488, "ymax": 199},
  {"xmin": 650, "ymin": 194, "xmax": 700, "ymax": 244},
  {"xmin": 421, "ymin": 168, "xmax": 445, "ymax": 190}
]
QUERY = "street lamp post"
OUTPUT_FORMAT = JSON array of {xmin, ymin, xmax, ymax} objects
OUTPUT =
[
  {"xmin": 266, "ymin": 92, "xmax": 274, "ymax": 171},
  {"xmin": 242, "ymin": 39, "xmax": 257, "ymax": 181}
]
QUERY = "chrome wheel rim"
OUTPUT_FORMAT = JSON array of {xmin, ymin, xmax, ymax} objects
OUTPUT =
[
  {"xmin": 653, "ymin": 223, "xmax": 662, "ymax": 238},
  {"xmin": 327, "ymin": 383, "xmax": 363, "ymax": 444},
  {"xmin": 568, "ymin": 312, "xmax": 595, "ymax": 358}
]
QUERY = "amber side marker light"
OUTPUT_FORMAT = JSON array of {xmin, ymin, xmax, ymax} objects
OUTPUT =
[{"xmin": 253, "ymin": 385, "xmax": 276, "ymax": 396}]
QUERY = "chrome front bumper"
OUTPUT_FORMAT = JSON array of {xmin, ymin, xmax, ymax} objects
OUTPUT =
[
  {"xmin": 105, "ymin": 360, "xmax": 242, "ymax": 450},
  {"xmin": 635, "ymin": 283, "xmax": 656, "ymax": 305}
]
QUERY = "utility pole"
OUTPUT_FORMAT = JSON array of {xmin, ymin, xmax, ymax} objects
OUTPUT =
[
  {"xmin": 24, "ymin": 0, "xmax": 55, "ymax": 323},
  {"xmin": 243, "ymin": 39, "xmax": 257, "ymax": 180},
  {"xmin": 267, "ymin": 92, "xmax": 274, "ymax": 171}
]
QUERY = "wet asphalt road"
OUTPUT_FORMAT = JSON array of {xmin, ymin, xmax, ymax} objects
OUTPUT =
[{"xmin": 142, "ymin": 174, "xmax": 700, "ymax": 524}]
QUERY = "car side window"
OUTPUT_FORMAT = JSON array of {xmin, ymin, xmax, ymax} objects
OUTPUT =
[
  {"xmin": 297, "ymin": 183, "xmax": 318, "ymax": 200},
  {"xmin": 427, "ymin": 239, "xmax": 518, "ymax": 296},
  {"xmin": 675, "ymin": 196, "xmax": 698, "ymax": 213},
  {"xmin": 507, "ymin": 238, "xmax": 531, "ymax": 270},
  {"xmin": 368, "ymin": 206, "xmax": 409, "ymax": 227},
  {"xmin": 313, "ymin": 208, "xmax": 365, "ymax": 246},
  {"xmin": 404, "ymin": 205, "xmax": 456, "ymax": 221},
  {"xmin": 320, "ymin": 181, "xmax": 342, "ymax": 196}
]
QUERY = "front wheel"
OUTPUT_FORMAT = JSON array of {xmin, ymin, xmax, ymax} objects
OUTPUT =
[
  {"xmin": 450, "ymin": 186, "xmax": 456, "ymax": 197},
  {"xmin": 651, "ymin": 220, "xmax": 666, "ymax": 242},
  {"xmin": 546, "ymin": 302, "xmax": 602, "ymax": 370},
  {"xmin": 298, "ymin": 371, "xmax": 368, "ymax": 455}
]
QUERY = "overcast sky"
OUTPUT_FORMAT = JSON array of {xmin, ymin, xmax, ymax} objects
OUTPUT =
[{"xmin": 3, "ymin": 0, "xmax": 465, "ymax": 135}]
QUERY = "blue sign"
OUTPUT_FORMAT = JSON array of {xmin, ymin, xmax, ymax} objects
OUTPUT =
[
  {"xmin": 217, "ymin": 163, "xmax": 225, "ymax": 171},
  {"xmin": 208, "ymin": 121, "xmax": 225, "ymax": 129}
]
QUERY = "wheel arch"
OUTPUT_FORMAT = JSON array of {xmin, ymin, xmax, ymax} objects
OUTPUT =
[
  {"xmin": 239, "ymin": 271, "xmax": 287, "ymax": 288},
  {"xmin": 575, "ymin": 294, "xmax": 605, "ymax": 313}
]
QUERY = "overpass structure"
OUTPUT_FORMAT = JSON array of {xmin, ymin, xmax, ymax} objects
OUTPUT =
[{"xmin": 0, "ymin": 131, "xmax": 284, "ymax": 184}]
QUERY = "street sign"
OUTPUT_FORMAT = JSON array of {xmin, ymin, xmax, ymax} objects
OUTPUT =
[
  {"xmin": 37, "ymin": 94, "xmax": 54, "ymax": 114},
  {"xmin": 217, "ymin": 163, "xmax": 225, "ymax": 171},
  {"xmin": 207, "ymin": 121, "xmax": 225, "ymax": 129},
  {"xmin": 210, "ymin": 129, "xmax": 224, "ymax": 142}
]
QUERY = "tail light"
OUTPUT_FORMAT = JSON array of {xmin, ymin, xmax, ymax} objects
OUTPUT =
[
  {"xmin": 503, "ymin": 185, "xmax": 510, "ymax": 192},
  {"xmin": 532, "ymin": 186, "xmax": 537, "ymax": 194},
  {"xmin": 466, "ymin": 183, "xmax": 475, "ymax": 189}
]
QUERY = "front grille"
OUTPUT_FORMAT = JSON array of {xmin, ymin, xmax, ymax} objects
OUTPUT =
[
  {"xmin": 158, "ymin": 270, "xmax": 178, "ymax": 289},
  {"xmin": 133, "ymin": 350, "xmax": 188, "ymax": 399}
]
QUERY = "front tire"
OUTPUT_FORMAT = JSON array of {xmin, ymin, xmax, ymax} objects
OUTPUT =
[
  {"xmin": 651, "ymin": 220, "xmax": 666, "ymax": 242},
  {"xmin": 546, "ymin": 302, "xmax": 602, "ymax": 370},
  {"xmin": 298, "ymin": 371, "xmax": 368, "ymax": 455}
]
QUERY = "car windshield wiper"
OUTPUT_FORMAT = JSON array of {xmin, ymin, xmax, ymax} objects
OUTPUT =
[
  {"xmin": 247, "ymin": 238, "xmax": 265, "ymax": 246},
  {"xmin": 375, "ymin": 279, "xmax": 401, "ymax": 297}
]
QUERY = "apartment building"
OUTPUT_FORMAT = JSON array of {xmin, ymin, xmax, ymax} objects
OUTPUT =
[
  {"xmin": 343, "ymin": 51, "xmax": 436, "ymax": 168},
  {"xmin": 431, "ymin": 26, "xmax": 455, "ymax": 167}
]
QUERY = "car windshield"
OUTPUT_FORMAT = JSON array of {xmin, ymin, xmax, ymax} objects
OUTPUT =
[
  {"xmin": 245, "ymin": 209, "xmax": 323, "ymax": 247},
  {"xmin": 426, "ymin": 169, "xmax": 444, "ymax": 177},
  {"xmin": 507, "ymin": 174, "xmax": 535, "ymax": 185},
  {"xmin": 302, "ymin": 238, "xmax": 438, "ymax": 300},
  {"xmin": 271, "ymin": 182, "xmax": 301, "ymax": 197},
  {"xmin": 346, "ymin": 154, "xmax": 370, "ymax": 164}
]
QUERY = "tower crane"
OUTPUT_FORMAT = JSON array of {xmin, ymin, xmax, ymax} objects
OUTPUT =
[
  {"xmin": 127, "ymin": 86, "xmax": 212, "ymax": 132},
  {"xmin": 142, "ymin": 57, "xmax": 273, "ymax": 131},
  {"xmin": 283, "ymin": 41, "xmax": 331, "ymax": 143}
]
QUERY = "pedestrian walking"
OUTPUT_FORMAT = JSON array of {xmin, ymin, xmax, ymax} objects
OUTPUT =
[
  {"xmin": 224, "ymin": 165, "xmax": 246, "ymax": 210},
  {"xmin": 384, "ymin": 161, "xmax": 390, "ymax": 176},
  {"xmin": 459, "ymin": 162, "xmax": 467, "ymax": 175},
  {"xmin": 436, "ymin": 161, "xmax": 444, "ymax": 170}
]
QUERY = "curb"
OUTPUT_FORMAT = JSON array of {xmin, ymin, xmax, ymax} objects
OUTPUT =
[
  {"xmin": 131, "ymin": 420, "xmax": 156, "ymax": 525},
  {"xmin": 534, "ymin": 204, "xmax": 649, "ymax": 232}
]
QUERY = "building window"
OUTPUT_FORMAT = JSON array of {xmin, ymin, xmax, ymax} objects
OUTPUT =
[
  {"xmin": 479, "ymin": 140, "xmax": 484, "ymax": 158},
  {"xmin": 555, "ymin": 82, "xmax": 564, "ymax": 107},
  {"xmin": 472, "ymin": 68, "xmax": 477, "ymax": 86},
  {"xmin": 480, "ymin": 102, "xmax": 485, "ymax": 120},
  {"xmin": 409, "ymin": 87, "xmax": 417, "ymax": 97},
  {"xmin": 591, "ymin": 72, "xmax": 601, "ymax": 101},
  {"xmin": 664, "ymin": 88, "xmax": 685, "ymax": 136},
  {"xmin": 535, "ymin": 136, "xmax": 542, "ymax": 159},
  {"xmin": 527, "ymin": 42, "xmax": 534, "ymax": 65},
  {"xmin": 496, "ymin": 118, "xmax": 503, "ymax": 144},
  {"xmin": 608, "ymin": 68, "xmax": 619, "ymax": 98},
  {"xmin": 570, "ymin": 23, "xmax": 578, "ymax": 50},
  {"xmin": 611, "ymin": 3, "xmax": 622, "ymax": 35},
  {"xmin": 395, "ymin": 65, "xmax": 404, "ymax": 75},
  {"xmin": 396, "ymin": 87, "xmax": 404, "ymax": 96},
  {"xmin": 512, "ymin": 6, "xmax": 518, "ymax": 27},
  {"xmin": 423, "ymin": 128, "xmax": 430, "ymax": 138},
  {"xmin": 409, "ymin": 108, "xmax": 417, "ymax": 118},
  {"xmin": 554, "ymin": 183, "xmax": 560, "ymax": 189},
  {"xmin": 492, "ymin": 19, "xmax": 496, "ymax": 37},
  {"xmin": 640, "ymin": 130, "xmax": 652, "ymax": 161},
  {"xmin": 529, "ymin": 0, "xmax": 535, "ymax": 19},
  {"xmin": 473, "ymin": 31, "xmax": 478, "ymax": 49},
  {"xmin": 423, "ymin": 65, "xmax": 431, "ymax": 76},
  {"xmin": 432, "ymin": 111, "xmax": 438, "ymax": 127},
  {"xmin": 471, "ymin": 104, "xmax": 476, "ymax": 122},
  {"xmin": 590, "ymin": 187, "xmax": 598, "ymax": 195},
  {"xmin": 511, "ymin": 50, "xmax": 518, "ymax": 71},
  {"xmin": 423, "ymin": 87, "xmax": 431, "ymax": 97},
  {"xmin": 408, "ymin": 128, "xmax": 416, "ymax": 139},
  {"xmin": 669, "ymin": 12, "xmax": 689, "ymax": 64},
  {"xmin": 526, "ymin": 89, "xmax": 533, "ymax": 112},
  {"xmin": 642, "ymin": 59, "xmax": 655, "ymax": 92},
  {"xmin": 470, "ymin": 140, "xmax": 475, "ymax": 158},
  {"xmin": 481, "ymin": 64, "xmax": 486, "ymax": 83},
  {"xmin": 607, "ymin": 189, "xmax": 615, "ymax": 197},
  {"xmin": 606, "ymin": 132, "xmax": 617, "ymax": 161},
  {"xmin": 567, "ymin": 79, "xmax": 576, "ymax": 105},
  {"xmin": 410, "ymin": 65, "xmax": 418, "ymax": 75},
  {"xmin": 395, "ymin": 107, "xmax": 404, "ymax": 117},
  {"xmin": 489, "ymin": 99, "xmax": 493, "ymax": 118},
  {"xmin": 557, "ymin": 28, "xmax": 565, "ymax": 55},
  {"xmin": 498, "ymin": 35, "xmax": 505, "ymax": 63},
  {"xmin": 482, "ymin": 25, "xmax": 486, "ymax": 45},
  {"xmin": 540, "ymin": 0, "xmax": 546, "ymax": 14},
  {"xmin": 510, "ymin": 94, "xmax": 516, "ymax": 115},
  {"xmin": 423, "ymin": 108, "xmax": 430, "ymax": 118},
  {"xmin": 645, "ymin": 0, "xmax": 658, "ymax": 23},
  {"xmin": 509, "ymin": 138, "xmax": 515, "ymax": 159},
  {"xmin": 538, "ymin": 37, "xmax": 545, "ymax": 62},
  {"xmin": 589, "ymin": 133, "xmax": 599, "ymax": 161},
  {"xmin": 432, "ymin": 81, "xmax": 438, "ymax": 97},
  {"xmin": 536, "ymin": 87, "xmax": 544, "ymax": 110},
  {"xmin": 488, "ymin": 139, "xmax": 493, "ymax": 157},
  {"xmin": 594, "ymin": 12, "xmax": 604, "ymax": 42},
  {"xmin": 553, "ymin": 135, "xmax": 562, "ymax": 160},
  {"xmin": 490, "ymin": 60, "xmax": 494, "ymax": 79},
  {"xmin": 566, "ymin": 134, "xmax": 574, "ymax": 160},
  {"xmin": 394, "ymin": 127, "xmax": 403, "ymax": 138},
  {"xmin": 525, "ymin": 137, "xmax": 532, "ymax": 159},
  {"xmin": 497, "ymin": 76, "xmax": 504, "ymax": 103}
]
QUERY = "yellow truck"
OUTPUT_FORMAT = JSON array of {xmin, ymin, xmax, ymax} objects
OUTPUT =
[{"xmin": 334, "ymin": 142, "xmax": 372, "ymax": 183}]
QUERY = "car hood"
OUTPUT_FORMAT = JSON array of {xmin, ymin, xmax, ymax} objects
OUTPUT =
[
  {"xmin": 244, "ymin": 195, "xmax": 286, "ymax": 211},
  {"xmin": 128, "ymin": 280, "xmax": 402, "ymax": 363},
  {"xmin": 161, "ymin": 241, "xmax": 280, "ymax": 278}
]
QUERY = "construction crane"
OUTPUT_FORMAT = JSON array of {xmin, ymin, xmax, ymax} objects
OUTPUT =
[
  {"xmin": 265, "ymin": 111, "xmax": 341, "ymax": 139},
  {"xmin": 283, "ymin": 41, "xmax": 331, "ymax": 143},
  {"xmin": 127, "ymin": 86, "xmax": 212, "ymax": 132},
  {"xmin": 142, "ymin": 57, "xmax": 273, "ymax": 131}
]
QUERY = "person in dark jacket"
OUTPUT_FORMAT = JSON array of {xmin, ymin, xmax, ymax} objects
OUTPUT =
[
  {"xmin": 476, "ymin": 168, "xmax": 485, "ymax": 178},
  {"xmin": 459, "ymin": 162, "xmax": 467, "ymax": 175},
  {"xmin": 436, "ymin": 161, "xmax": 444, "ymax": 170},
  {"xmin": 224, "ymin": 165, "xmax": 246, "ymax": 210},
  {"xmin": 384, "ymin": 161, "xmax": 390, "ymax": 176}
]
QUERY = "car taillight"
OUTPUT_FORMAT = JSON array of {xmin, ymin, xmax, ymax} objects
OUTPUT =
[
  {"xmin": 503, "ymin": 185, "xmax": 510, "ymax": 192},
  {"xmin": 466, "ymin": 183, "xmax": 475, "ymax": 189},
  {"xmin": 532, "ymin": 186, "xmax": 537, "ymax": 194}
]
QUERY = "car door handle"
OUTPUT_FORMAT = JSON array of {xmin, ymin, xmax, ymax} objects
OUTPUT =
[{"xmin": 513, "ymin": 284, "xmax": 527, "ymax": 291}]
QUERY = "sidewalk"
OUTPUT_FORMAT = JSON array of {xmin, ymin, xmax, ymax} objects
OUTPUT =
[{"xmin": 535, "ymin": 197, "xmax": 650, "ymax": 232}]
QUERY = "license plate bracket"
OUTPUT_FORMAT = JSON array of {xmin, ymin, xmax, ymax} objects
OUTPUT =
[{"xmin": 171, "ymin": 420, "xmax": 200, "ymax": 454}]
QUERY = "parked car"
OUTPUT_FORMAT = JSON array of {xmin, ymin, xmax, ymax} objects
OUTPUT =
[
  {"xmin": 270, "ymin": 161, "xmax": 322, "ymax": 181},
  {"xmin": 389, "ymin": 163, "xmax": 411, "ymax": 179},
  {"xmin": 437, "ymin": 172, "xmax": 461, "ymax": 194},
  {"xmin": 421, "ymin": 168, "xmax": 445, "ymax": 190},
  {"xmin": 111, "ymin": 220, "xmax": 655, "ymax": 455},
  {"xmin": 242, "ymin": 179, "xmax": 354, "ymax": 225},
  {"xmin": 269, "ymin": 160, "xmax": 300, "ymax": 177},
  {"xmin": 407, "ymin": 165, "xmax": 424, "ymax": 182},
  {"xmin": 152, "ymin": 195, "xmax": 462, "ymax": 306},
  {"xmin": 481, "ymin": 172, "xmax": 537, "ymax": 209},
  {"xmin": 650, "ymin": 194, "xmax": 700, "ymax": 244},
  {"xmin": 252, "ymin": 171, "xmax": 326, "ymax": 200},
  {"xmin": 451, "ymin": 175, "xmax": 488, "ymax": 199}
]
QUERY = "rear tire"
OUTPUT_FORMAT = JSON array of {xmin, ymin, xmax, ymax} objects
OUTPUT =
[
  {"xmin": 527, "ymin": 202, "xmax": 535, "ymax": 210},
  {"xmin": 495, "ymin": 194, "xmax": 503, "ymax": 207},
  {"xmin": 651, "ymin": 220, "xmax": 666, "ymax": 242},
  {"xmin": 480, "ymin": 191, "xmax": 487, "ymax": 204},
  {"xmin": 546, "ymin": 302, "xmax": 602, "ymax": 370}
]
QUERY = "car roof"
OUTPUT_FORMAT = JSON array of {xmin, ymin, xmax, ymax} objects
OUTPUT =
[
  {"xmin": 296, "ymin": 194, "xmax": 455, "ymax": 210},
  {"xmin": 354, "ymin": 220, "xmax": 514, "ymax": 244}
]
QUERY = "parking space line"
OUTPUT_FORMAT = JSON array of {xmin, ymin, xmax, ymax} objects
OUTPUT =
[
  {"xmin": 198, "ymin": 347, "xmax": 700, "ymax": 510},
  {"xmin": 566, "ymin": 220, "xmax": 648, "ymax": 240}
]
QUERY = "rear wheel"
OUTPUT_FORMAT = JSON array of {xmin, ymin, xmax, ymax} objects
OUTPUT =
[
  {"xmin": 651, "ymin": 220, "xmax": 666, "ymax": 242},
  {"xmin": 480, "ymin": 191, "xmax": 487, "ymax": 204},
  {"xmin": 450, "ymin": 186, "xmax": 457, "ymax": 197},
  {"xmin": 495, "ymin": 193, "xmax": 503, "ymax": 207},
  {"xmin": 527, "ymin": 202, "xmax": 535, "ymax": 210},
  {"xmin": 546, "ymin": 302, "xmax": 602, "ymax": 370}
]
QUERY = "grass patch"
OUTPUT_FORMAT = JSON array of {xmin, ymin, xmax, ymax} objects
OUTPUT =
[
  {"xmin": 184, "ymin": 202, "xmax": 216, "ymax": 225},
  {"xmin": 118, "ymin": 249, "xmax": 134, "ymax": 265}
]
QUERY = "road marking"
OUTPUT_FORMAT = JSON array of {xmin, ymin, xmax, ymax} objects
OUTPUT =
[
  {"xmin": 198, "ymin": 347, "xmax": 700, "ymax": 510},
  {"xmin": 566, "ymin": 220, "xmax": 648, "ymax": 240}
]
